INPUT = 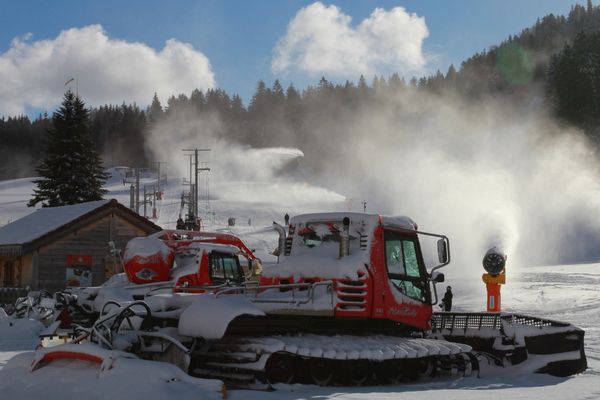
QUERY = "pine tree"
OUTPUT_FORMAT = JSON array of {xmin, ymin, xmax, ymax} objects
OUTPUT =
[
  {"xmin": 190, "ymin": 89, "xmax": 206, "ymax": 112},
  {"xmin": 272, "ymin": 79, "xmax": 285, "ymax": 100},
  {"xmin": 148, "ymin": 92, "xmax": 164, "ymax": 123},
  {"xmin": 28, "ymin": 91, "xmax": 109, "ymax": 207},
  {"xmin": 547, "ymin": 32, "xmax": 600, "ymax": 129},
  {"xmin": 358, "ymin": 75, "xmax": 369, "ymax": 97}
]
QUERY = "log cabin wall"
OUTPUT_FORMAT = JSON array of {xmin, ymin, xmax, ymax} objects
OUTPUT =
[{"xmin": 35, "ymin": 213, "xmax": 153, "ymax": 292}]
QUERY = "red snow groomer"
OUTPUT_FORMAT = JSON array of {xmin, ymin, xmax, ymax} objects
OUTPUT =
[
  {"xmin": 71, "ymin": 230, "xmax": 259, "ymax": 316},
  {"xmin": 59, "ymin": 214, "xmax": 585, "ymax": 387},
  {"xmin": 123, "ymin": 230, "xmax": 257, "ymax": 289}
]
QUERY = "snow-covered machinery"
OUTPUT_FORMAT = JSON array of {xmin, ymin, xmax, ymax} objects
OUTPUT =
[
  {"xmin": 175, "ymin": 213, "xmax": 478, "ymax": 385},
  {"xmin": 70, "ymin": 230, "xmax": 258, "ymax": 317},
  {"xmin": 122, "ymin": 230, "xmax": 256, "ymax": 288},
  {"xmin": 58, "ymin": 214, "xmax": 470, "ymax": 384},
  {"xmin": 50, "ymin": 213, "xmax": 586, "ymax": 386},
  {"xmin": 6, "ymin": 290, "xmax": 75, "ymax": 329}
]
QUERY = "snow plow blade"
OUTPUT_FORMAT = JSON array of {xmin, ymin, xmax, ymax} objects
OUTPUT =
[
  {"xmin": 30, "ymin": 343, "xmax": 137, "ymax": 372},
  {"xmin": 431, "ymin": 312, "xmax": 587, "ymax": 377}
]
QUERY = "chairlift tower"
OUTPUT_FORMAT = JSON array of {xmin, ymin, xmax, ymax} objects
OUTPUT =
[{"xmin": 182, "ymin": 148, "xmax": 211, "ymax": 219}]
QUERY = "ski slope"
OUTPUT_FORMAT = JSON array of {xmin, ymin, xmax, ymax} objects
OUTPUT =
[{"xmin": 0, "ymin": 168, "xmax": 599, "ymax": 399}]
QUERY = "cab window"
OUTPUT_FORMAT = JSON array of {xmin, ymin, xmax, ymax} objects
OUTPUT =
[
  {"xmin": 384, "ymin": 231, "xmax": 427, "ymax": 302},
  {"xmin": 210, "ymin": 252, "xmax": 243, "ymax": 283},
  {"xmin": 403, "ymin": 240, "xmax": 420, "ymax": 278},
  {"xmin": 385, "ymin": 239, "xmax": 405, "ymax": 275}
]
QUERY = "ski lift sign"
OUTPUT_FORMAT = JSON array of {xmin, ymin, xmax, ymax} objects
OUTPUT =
[{"xmin": 66, "ymin": 255, "xmax": 92, "ymax": 287}]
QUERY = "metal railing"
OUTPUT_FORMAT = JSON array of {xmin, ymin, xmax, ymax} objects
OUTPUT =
[
  {"xmin": 431, "ymin": 312, "xmax": 570, "ymax": 334},
  {"xmin": 145, "ymin": 281, "xmax": 232, "ymax": 296},
  {"xmin": 215, "ymin": 281, "xmax": 335, "ymax": 307}
]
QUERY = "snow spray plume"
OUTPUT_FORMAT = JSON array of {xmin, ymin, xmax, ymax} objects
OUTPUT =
[
  {"xmin": 144, "ymin": 104, "xmax": 346, "ymax": 226},
  {"xmin": 298, "ymin": 87, "xmax": 600, "ymax": 285},
  {"xmin": 143, "ymin": 85, "xmax": 600, "ymax": 291}
]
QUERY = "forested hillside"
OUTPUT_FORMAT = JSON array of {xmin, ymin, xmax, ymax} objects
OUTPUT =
[{"xmin": 2, "ymin": 2, "xmax": 600, "ymax": 179}]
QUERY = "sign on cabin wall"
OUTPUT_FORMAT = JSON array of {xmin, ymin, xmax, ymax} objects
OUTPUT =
[{"xmin": 66, "ymin": 255, "xmax": 92, "ymax": 287}]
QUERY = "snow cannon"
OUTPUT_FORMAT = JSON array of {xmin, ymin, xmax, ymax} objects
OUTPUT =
[
  {"xmin": 482, "ymin": 247, "xmax": 506, "ymax": 312},
  {"xmin": 483, "ymin": 247, "xmax": 506, "ymax": 275},
  {"xmin": 123, "ymin": 235, "xmax": 174, "ymax": 284}
]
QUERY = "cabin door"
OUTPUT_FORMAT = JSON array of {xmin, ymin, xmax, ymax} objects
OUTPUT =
[{"xmin": 2, "ymin": 260, "xmax": 16, "ymax": 286}]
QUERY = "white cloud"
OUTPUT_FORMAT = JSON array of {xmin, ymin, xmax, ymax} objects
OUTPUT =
[
  {"xmin": 0, "ymin": 25, "xmax": 216, "ymax": 116},
  {"xmin": 272, "ymin": 2, "xmax": 429, "ymax": 79}
]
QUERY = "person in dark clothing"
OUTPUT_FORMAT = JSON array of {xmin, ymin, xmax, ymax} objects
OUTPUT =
[
  {"xmin": 176, "ymin": 217, "xmax": 185, "ymax": 230},
  {"xmin": 442, "ymin": 286, "xmax": 453, "ymax": 311}
]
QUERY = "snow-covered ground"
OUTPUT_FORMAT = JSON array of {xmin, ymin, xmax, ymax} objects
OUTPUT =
[{"xmin": 1, "ymin": 168, "xmax": 599, "ymax": 399}]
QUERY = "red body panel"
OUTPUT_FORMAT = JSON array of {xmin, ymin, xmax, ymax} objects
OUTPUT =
[
  {"xmin": 158, "ymin": 231, "xmax": 256, "ymax": 261},
  {"xmin": 124, "ymin": 250, "xmax": 174, "ymax": 284},
  {"xmin": 331, "ymin": 224, "xmax": 431, "ymax": 330},
  {"xmin": 31, "ymin": 351, "xmax": 104, "ymax": 371},
  {"xmin": 173, "ymin": 252, "xmax": 211, "ymax": 293},
  {"xmin": 123, "ymin": 230, "xmax": 256, "ymax": 287},
  {"xmin": 274, "ymin": 217, "xmax": 433, "ymax": 332},
  {"xmin": 333, "ymin": 272, "xmax": 372, "ymax": 318}
]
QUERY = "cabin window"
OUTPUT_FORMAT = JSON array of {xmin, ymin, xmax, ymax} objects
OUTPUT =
[
  {"xmin": 402, "ymin": 240, "xmax": 420, "ymax": 278},
  {"xmin": 384, "ymin": 231, "xmax": 427, "ymax": 303},
  {"xmin": 210, "ymin": 252, "xmax": 243, "ymax": 283}
]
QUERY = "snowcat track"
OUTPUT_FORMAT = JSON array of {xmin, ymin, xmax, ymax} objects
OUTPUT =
[{"xmin": 189, "ymin": 334, "xmax": 478, "ymax": 386}]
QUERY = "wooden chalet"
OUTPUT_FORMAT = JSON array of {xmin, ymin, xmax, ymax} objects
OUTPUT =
[{"xmin": 0, "ymin": 199, "xmax": 161, "ymax": 293}]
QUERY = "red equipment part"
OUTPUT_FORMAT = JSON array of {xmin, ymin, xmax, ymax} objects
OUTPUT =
[
  {"xmin": 124, "ymin": 250, "xmax": 174, "ymax": 284},
  {"xmin": 123, "ymin": 230, "xmax": 257, "ymax": 286},
  {"xmin": 486, "ymin": 283, "xmax": 501, "ymax": 312},
  {"xmin": 482, "ymin": 273, "xmax": 505, "ymax": 312},
  {"xmin": 158, "ymin": 230, "xmax": 256, "ymax": 261},
  {"xmin": 173, "ymin": 252, "xmax": 211, "ymax": 293},
  {"xmin": 31, "ymin": 350, "xmax": 104, "ymax": 371}
]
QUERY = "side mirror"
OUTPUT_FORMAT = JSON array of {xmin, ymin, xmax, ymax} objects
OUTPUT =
[
  {"xmin": 437, "ymin": 238, "xmax": 449, "ymax": 264},
  {"xmin": 432, "ymin": 272, "xmax": 445, "ymax": 283}
]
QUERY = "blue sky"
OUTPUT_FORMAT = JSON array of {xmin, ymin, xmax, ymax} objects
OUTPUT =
[{"xmin": 0, "ymin": 1, "xmax": 587, "ymax": 114}]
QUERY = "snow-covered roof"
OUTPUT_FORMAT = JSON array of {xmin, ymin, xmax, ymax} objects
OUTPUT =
[
  {"xmin": 289, "ymin": 212, "xmax": 417, "ymax": 231},
  {"xmin": 0, "ymin": 200, "xmax": 111, "ymax": 246},
  {"xmin": 380, "ymin": 215, "xmax": 418, "ymax": 231},
  {"xmin": 289, "ymin": 212, "xmax": 376, "ymax": 224}
]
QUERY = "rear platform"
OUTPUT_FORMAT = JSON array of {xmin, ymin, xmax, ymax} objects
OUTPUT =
[{"xmin": 431, "ymin": 312, "xmax": 587, "ymax": 377}]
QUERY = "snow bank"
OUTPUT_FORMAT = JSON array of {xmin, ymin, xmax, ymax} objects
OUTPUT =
[
  {"xmin": 145, "ymin": 293, "xmax": 199, "ymax": 318},
  {"xmin": 0, "ymin": 315, "xmax": 44, "ymax": 342},
  {"xmin": 0, "ymin": 346, "xmax": 223, "ymax": 400},
  {"xmin": 263, "ymin": 249, "xmax": 368, "ymax": 280},
  {"xmin": 178, "ymin": 295, "xmax": 264, "ymax": 339},
  {"xmin": 0, "ymin": 315, "xmax": 44, "ymax": 372},
  {"xmin": 263, "ymin": 212, "xmax": 378, "ymax": 279}
]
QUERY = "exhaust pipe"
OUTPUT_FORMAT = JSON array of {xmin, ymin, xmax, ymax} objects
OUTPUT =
[
  {"xmin": 339, "ymin": 217, "xmax": 350, "ymax": 259},
  {"xmin": 273, "ymin": 222, "xmax": 286, "ymax": 262}
]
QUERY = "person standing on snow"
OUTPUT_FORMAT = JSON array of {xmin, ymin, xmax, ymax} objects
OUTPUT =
[{"xmin": 442, "ymin": 286, "xmax": 453, "ymax": 311}]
